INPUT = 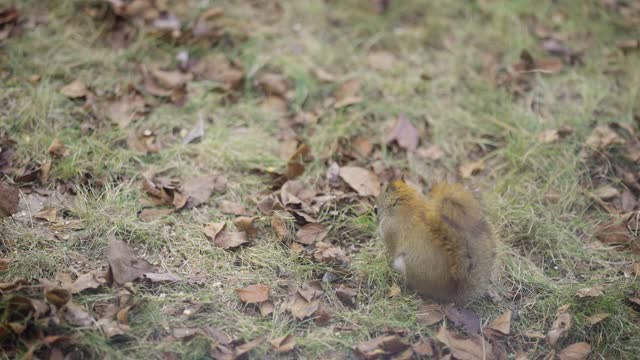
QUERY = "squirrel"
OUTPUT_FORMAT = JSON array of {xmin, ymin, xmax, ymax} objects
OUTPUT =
[{"xmin": 375, "ymin": 178, "xmax": 496, "ymax": 304}]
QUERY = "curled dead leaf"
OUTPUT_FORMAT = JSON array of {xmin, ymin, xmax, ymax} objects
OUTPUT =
[
  {"xmin": 435, "ymin": 326, "xmax": 491, "ymax": 360},
  {"xmin": 295, "ymin": 223, "xmax": 328, "ymax": 245},
  {"xmin": 354, "ymin": 334, "xmax": 410, "ymax": 359},
  {"xmin": 547, "ymin": 304, "xmax": 571, "ymax": 346},
  {"xmin": 485, "ymin": 309, "xmax": 512, "ymax": 335},
  {"xmin": 386, "ymin": 114, "xmax": 419, "ymax": 151},
  {"xmin": 558, "ymin": 342, "xmax": 591, "ymax": 360},
  {"xmin": 48, "ymin": 138, "xmax": 69, "ymax": 158},
  {"xmin": 416, "ymin": 303, "xmax": 444, "ymax": 326},
  {"xmin": 575, "ymin": 285, "xmax": 604, "ymax": 298},
  {"xmin": 270, "ymin": 334, "xmax": 296, "ymax": 353}
]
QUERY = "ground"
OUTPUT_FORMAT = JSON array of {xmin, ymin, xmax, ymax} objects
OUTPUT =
[{"xmin": 1, "ymin": 0, "xmax": 640, "ymax": 359}]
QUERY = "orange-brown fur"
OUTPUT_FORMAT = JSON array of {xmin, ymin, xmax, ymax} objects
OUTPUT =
[{"xmin": 376, "ymin": 179, "xmax": 496, "ymax": 303}]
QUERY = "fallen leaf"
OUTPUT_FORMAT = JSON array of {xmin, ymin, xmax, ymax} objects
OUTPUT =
[
  {"xmin": 354, "ymin": 334, "xmax": 410, "ymax": 359},
  {"xmin": 444, "ymin": 305, "xmax": 481, "ymax": 334},
  {"xmin": 595, "ymin": 186, "xmax": 620, "ymax": 201},
  {"xmin": 312, "ymin": 66, "xmax": 337, "ymax": 82},
  {"xmin": 45, "ymin": 288, "xmax": 71, "ymax": 308},
  {"xmin": 191, "ymin": 53, "xmax": 244, "ymax": 90},
  {"xmin": 219, "ymin": 200, "xmax": 250, "ymax": 216},
  {"xmin": 416, "ymin": 144, "xmax": 444, "ymax": 161},
  {"xmin": 485, "ymin": 309, "xmax": 512, "ymax": 335},
  {"xmin": 233, "ymin": 216, "xmax": 257, "ymax": 238},
  {"xmin": 558, "ymin": 342, "xmax": 591, "ymax": 360},
  {"xmin": 617, "ymin": 39, "xmax": 639, "ymax": 54},
  {"xmin": 281, "ymin": 180, "xmax": 316, "ymax": 207},
  {"xmin": 513, "ymin": 50, "xmax": 563, "ymax": 74},
  {"xmin": 367, "ymin": 50, "xmax": 396, "ymax": 70},
  {"xmin": 48, "ymin": 138, "xmax": 69, "ymax": 158},
  {"xmin": 183, "ymin": 175, "xmax": 226, "ymax": 208},
  {"xmin": 259, "ymin": 300, "xmax": 274, "ymax": 317},
  {"xmin": 335, "ymin": 285, "xmax": 357, "ymax": 307},
  {"xmin": 339, "ymin": 166, "xmax": 381, "ymax": 196},
  {"xmin": 576, "ymin": 285, "xmax": 604, "ymax": 298},
  {"xmin": 271, "ymin": 212, "xmax": 290, "ymax": 241},
  {"xmin": 65, "ymin": 302, "xmax": 93, "ymax": 327},
  {"xmin": 412, "ymin": 338, "xmax": 434, "ymax": 357},
  {"xmin": 0, "ymin": 181, "xmax": 19, "ymax": 218},
  {"xmin": 70, "ymin": 270, "xmax": 107, "ymax": 294},
  {"xmin": 34, "ymin": 207, "xmax": 57, "ymax": 222},
  {"xmin": 261, "ymin": 96, "xmax": 288, "ymax": 114},
  {"xmin": 385, "ymin": 114, "xmax": 419, "ymax": 152},
  {"xmin": 103, "ymin": 89, "xmax": 147, "ymax": 128},
  {"xmin": 586, "ymin": 312, "xmax": 608, "ymax": 325},
  {"xmin": 594, "ymin": 221, "xmax": 631, "ymax": 244},
  {"xmin": 416, "ymin": 303, "xmax": 445, "ymax": 326},
  {"xmin": 213, "ymin": 231, "xmax": 248, "ymax": 249},
  {"xmin": 236, "ymin": 284, "xmax": 270, "ymax": 304},
  {"xmin": 313, "ymin": 241, "xmax": 349, "ymax": 266},
  {"xmin": 352, "ymin": 136, "xmax": 374, "ymax": 157},
  {"xmin": 270, "ymin": 334, "xmax": 296, "ymax": 353},
  {"xmin": 435, "ymin": 326, "xmax": 491, "ymax": 360},
  {"xmin": 584, "ymin": 125, "xmax": 625, "ymax": 150},
  {"xmin": 204, "ymin": 222, "xmax": 226, "ymax": 241},
  {"xmin": 295, "ymin": 223, "xmax": 328, "ymax": 245},
  {"xmin": 182, "ymin": 116, "xmax": 205, "ymax": 144},
  {"xmin": 547, "ymin": 304, "xmax": 571, "ymax": 346},
  {"xmin": 139, "ymin": 208, "xmax": 174, "ymax": 222},
  {"xmin": 106, "ymin": 236, "xmax": 154, "ymax": 285},
  {"xmin": 143, "ymin": 272, "xmax": 181, "ymax": 283},
  {"xmin": 60, "ymin": 79, "xmax": 88, "ymax": 98},
  {"xmin": 334, "ymin": 79, "xmax": 362, "ymax": 108},
  {"xmin": 127, "ymin": 129, "xmax": 161, "ymax": 155},
  {"xmin": 256, "ymin": 73, "xmax": 289, "ymax": 97},
  {"xmin": 288, "ymin": 290, "xmax": 321, "ymax": 320},
  {"xmin": 387, "ymin": 283, "xmax": 402, "ymax": 298},
  {"xmin": 537, "ymin": 126, "xmax": 573, "ymax": 143},
  {"xmin": 459, "ymin": 159, "xmax": 485, "ymax": 178}
]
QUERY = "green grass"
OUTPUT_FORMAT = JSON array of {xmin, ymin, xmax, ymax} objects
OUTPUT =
[{"xmin": 1, "ymin": 0, "xmax": 640, "ymax": 358}]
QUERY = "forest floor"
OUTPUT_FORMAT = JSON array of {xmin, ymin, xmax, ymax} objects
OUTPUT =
[{"xmin": 1, "ymin": 0, "xmax": 640, "ymax": 359}]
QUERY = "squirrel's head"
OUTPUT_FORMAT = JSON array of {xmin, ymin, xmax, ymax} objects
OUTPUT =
[{"xmin": 375, "ymin": 176, "xmax": 417, "ymax": 221}]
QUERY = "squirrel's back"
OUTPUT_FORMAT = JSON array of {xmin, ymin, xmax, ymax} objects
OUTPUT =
[{"xmin": 377, "ymin": 180, "xmax": 496, "ymax": 303}]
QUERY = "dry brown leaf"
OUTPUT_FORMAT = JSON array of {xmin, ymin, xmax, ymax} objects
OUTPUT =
[
  {"xmin": 204, "ymin": 222, "xmax": 226, "ymax": 241},
  {"xmin": 576, "ymin": 285, "xmax": 604, "ymax": 298},
  {"xmin": 513, "ymin": 50, "xmax": 563, "ymax": 74},
  {"xmin": 386, "ymin": 114, "xmax": 419, "ymax": 151},
  {"xmin": 367, "ymin": 50, "xmax": 396, "ymax": 70},
  {"xmin": 281, "ymin": 180, "xmax": 316, "ymax": 207},
  {"xmin": 106, "ymin": 236, "xmax": 154, "ymax": 285},
  {"xmin": 339, "ymin": 166, "xmax": 381, "ymax": 197},
  {"xmin": 435, "ymin": 326, "xmax": 491, "ymax": 360},
  {"xmin": 537, "ymin": 126, "xmax": 573, "ymax": 144},
  {"xmin": 71, "ymin": 270, "xmax": 107, "ymax": 294},
  {"xmin": 45, "ymin": 288, "xmax": 71, "ymax": 308},
  {"xmin": 182, "ymin": 116, "xmax": 205, "ymax": 144},
  {"xmin": 352, "ymin": 136, "xmax": 374, "ymax": 157},
  {"xmin": 387, "ymin": 283, "xmax": 402, "ymax": 298},
  {"xmin": 584, "ymin": 125, "xmax": 625, "ymax": 150},
  {"xmin": 65, "ymin": 302, "xmax": 93, "ymax": 327},
  {"xmin": 34, "ymin": 207, "xmax": 57, "ymax": 223},
  {"xmin": 416, "ymin": 303, "xmax": 444, "ymax": 326},
  {"xmin": 191, "ymin": 53, "xmax": 244, "ymax": 90},
  {"xmin": 183, "ymin": 175, "xmax": 226, "ymax": 208},
  {"xmin": 617, "ymin": 39, "xmax": 639, "ymax": 54},
  {"xmin": 444, "ymin": 305, "xmax": 481, "ymax": 334},
  {"xmin": 214, "ymin": 231, "xmax": 248, "ymax": 249},
  {"xmin": 485, "ymin": 309, "xmax": 512, "ymax": 335},
  {"xmin": 547, "ymin": 304, "xmax": 571, "ymax": 346},
  {"xmin": 595, "ymin": 186, "xmax": 620, "ymax": 201},
  {"xmin": 48, "ymin": 138, "xmax": 69, "ymax": 158},
  {"xmin": 236, "ymin": 284, "xmax": 270, "ymax": 304},
  {"xmin": 416, "ymin": 144, "xmax": 444, "ymax": 161},
  {"xmin": 558, "ymin": 342, "xmax": 591, "ymax": 360},
  {"xmin": 335, "ymin": 285, "xmax": 357, "ymax": 307},
  {"xmin": 143, "ymin": 272, "xmax": 180, "ymax": 283},
  {"xmin": 261, "ymin": 96, "xmax": 288, "ymax": 114},
  {"xmin": 233, "ymin": 216, "xmax": 257, "ymax": 238},
  {"xmin": 259, "ymin": 300, "xmax": 274, "ymax": 317},
  {"xmin": 459, "ymin": 159, "xmax": 485, "ymax": 178},
  {"xmin": 271, "ymin": 212, "xmax": 290, "ymax": 241},
  {"xmin": 0, "ymin": 181, "xmax": 19, "ymax": 218},
  {"xmin": 127, "ymin": 130, "xmax": 161, "ymax": 155},
  {"xmin": 334, "ymin": 79, "xmax": 362, "ymax": 108},
  {"xmin": 313, "ymin": 241, "xmax": 349, "ymax": 266},
  {"xmin": 139, "ymin": 208, "xmax": 174, "ymax": 222},
  {"xmin": 103, "ymin": 90, "xmax": 147, "ymax": 128},
  {"xmin": 270, "ymin": 334, "xmax": 296, "ymax": 353},
  {"xmin": 594, "ymin": 221, "xmax": 631, "ymax": 244},
  {"xmin": 288, "ymin": 290, "xmax": 321, "ymax": 320},
  {"xmin": 312, "ymin": 67, "xmax": 337, "ymax": 83},
  {"xmin": 60, "ymin": 79, "xmax": 88, "ymax": 98},
  {"xmin": 256, "ymin": 73, "xmax": 288, "ymax": 97},
  {"xmin": 586, "ymin": 312, "xmax": 609, "ymax": 325},
  {"xmin": 354, "ymin": 334, "xmax": 410, "ymax": 359},
  {"xmin": 295, "ymin": 223, "xmax": 328, "ymax": 245},
  {"xmin": 219, "ymin": 200, "xmax": 250, "ymax": 216}
]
